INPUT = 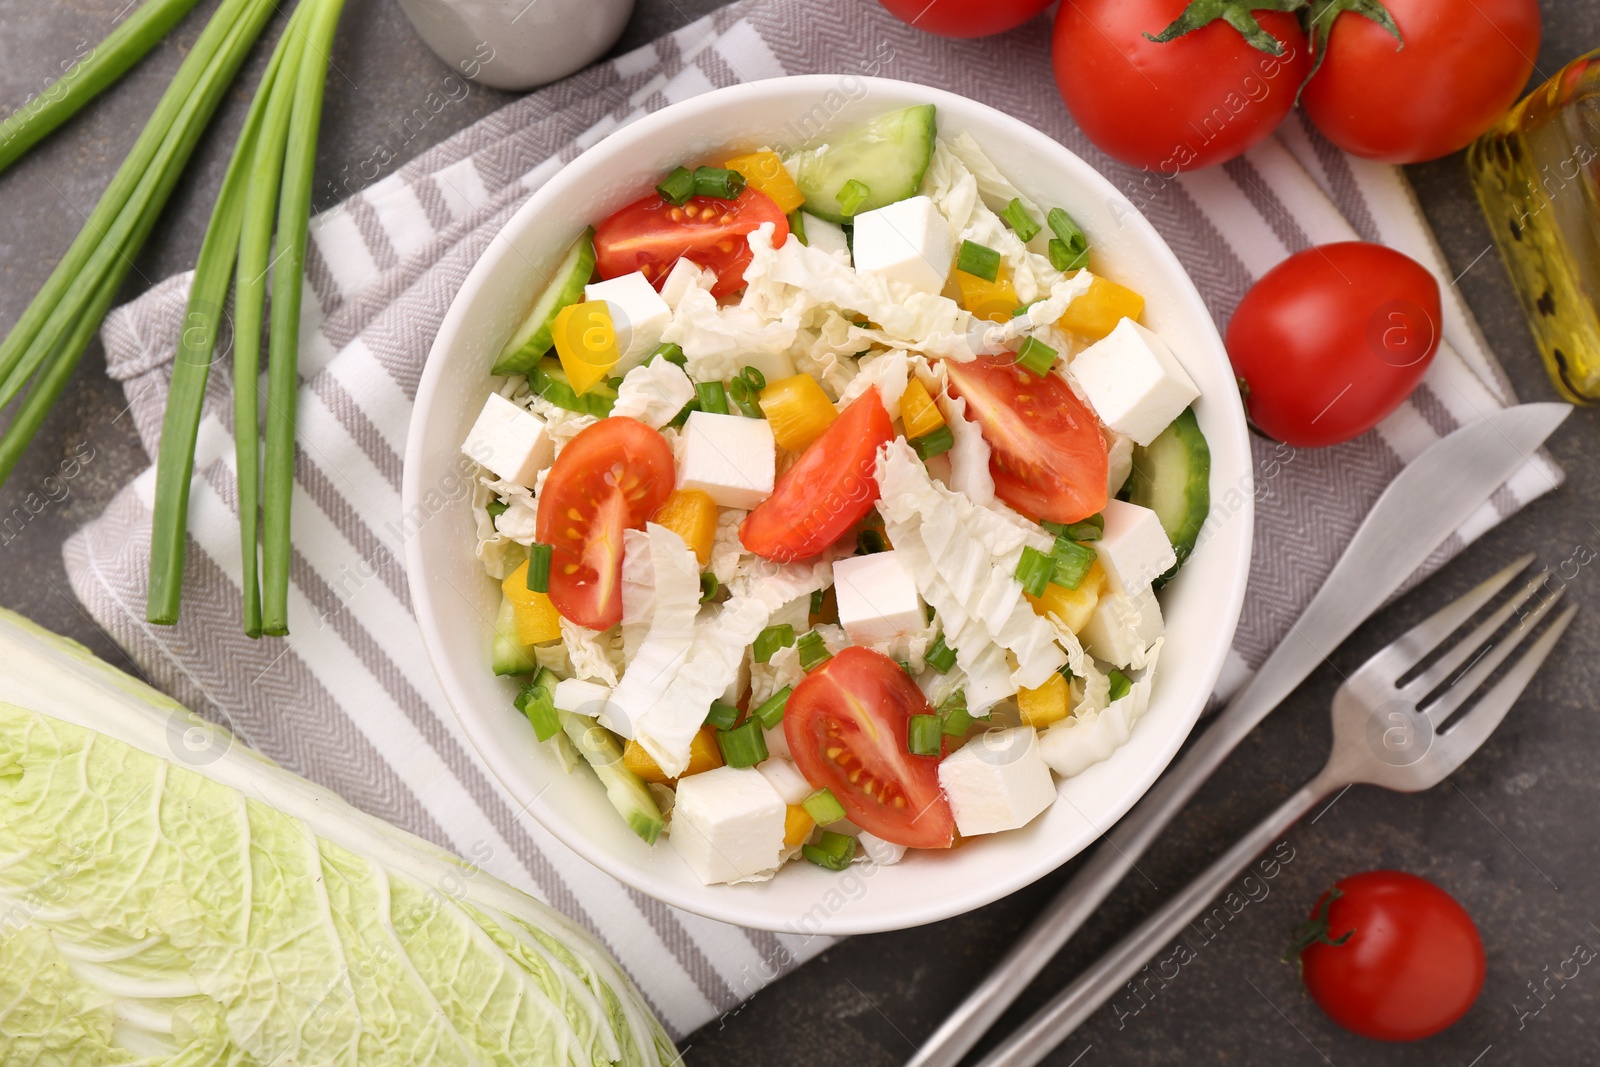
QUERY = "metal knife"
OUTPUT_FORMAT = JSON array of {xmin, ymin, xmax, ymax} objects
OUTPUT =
[{"xmin": 907, "ymin": 402, "xmax": 1572, "ymax": 1067}]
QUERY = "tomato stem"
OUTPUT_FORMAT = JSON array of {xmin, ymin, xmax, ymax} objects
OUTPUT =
[
  {"xmin": 1300, "ymin": 0, "xmax": 1404, "ymax": 92},
  {"xmin": 1143, "ymin": 0, "xmax": 1310, "ymax": 57},
  {"xmin": 1282, "ymin": 887, "xmax": 1356, "ymax": 965}
]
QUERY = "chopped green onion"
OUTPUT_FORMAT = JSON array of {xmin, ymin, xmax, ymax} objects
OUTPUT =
[
  {"xmin": 1046, "ymin": 207, "xmax": 1091, "ymax": 272},
  {"xmin": 857, "ymin": 527, "xmax": 890, "ymax": 555},
  {"xmin": 1058, "ymin": 662, "xmax": 1076, "ymax": 681},
  {"xmin": 740, "ymin": 365, "xmax": 767, "ymax": 391},
  {"xmin": 526, "ymin": 543, "xmax": 553, "ymax": 592},
  {"xmin": 802, "ymin": 830, "xmax": 856, "ymax": 870},
  {"xmin": 837, "ymin": 179, "xmax": 871, "ymax": 217},
  {"xmin": 802, "ymin": 788, "xmax": 847, "ymax": 825},
  {"xmin": 696, "ymin": 380, "xmax": 729, "ymax": 415},
  {"xmin": 693, "ymin": 165, "xmax": 746, "ymax": 200},
  {"xmin": 1016, "ymin": 335, "xmax": 1059, "ymax": 377},
  {"xmin": 897, "ymin": 660, "xmax": 914, "ymax": 675},
  {"xmin": 908, "ymin": 714, "xmax": 943, "ymax": 756},
  {"xmin": 753, "ymin": 624, "xmax": 796, "ymax": 664},
  {"xmin": 728, "ymin": 375, "xmax": 763, "ymax": 418},
  {"xmin": 1010, "ymin": 299, "xmax": 1041, "ymax": 319},
  {"xmin": 1060, "ymin": 514, "xmax": 1105, "ymax": 542},
  {"xmin": 514, "ymin": 669, "xmax": 561, "ymax": 742},
  {"xmin": 717, "ymin": 720, "xmax": 768, "ymax": 769},
  {"xmin": 650, "ymin": 342, "xmax": 686, "ymax": 367},
  {"xmin": 1108, "ymin": 669, "xmax": 1132, "ymax": 703},
  {"xmin": 1050, "ymin": 538, "xmax": 1098, "ymax": 590},
  {"xmin": 925, "ymin": 633, "xmax": 956, "ymax": 674},
  {"xmin": 752, "ymin": 686, "xmax": 791, "ymax": 730},
  {"xmin": 668, "ymin": 398, "xmax": 697, "ymax": 429},
  {"xmin": 957, "ymin": 240, "xmax": 1002, "ymax": 282},
  {"xmin": 1002, "ymin": 198, "xmax": 1042, "ymax": 242},
  {"xmin": 797, "ymin": 630, "xmax": 832, "ymax": 671},
  {"xmin": 911, "ymin": 425, "xmax": 955, "ymax": 460},
  {"xmin": 705, "ymin": 700, "xmax": 740, "ymax": 731},
  {"xmin": 941, "ymin": 700, "xmax": 974, "ymax": 737},
  {"xmin": 700, "ymin": 573, "xmax": 719, "ymax": 602},
  {"xmin": 656, "ymin": 166, "xmax": 695, "ymax": 206},
  {"xmin": 809, "ymin": 588, "xmax": 826, "ymax": 616},
  {"xmin": 1016, "ymin": 546, "xmax": 1055, "ymax": 598},
  {"xmin": 486, "ymin": 500, "xmax": 510, "ymax": 522},
  {"xmin": 788, "ymin": 209, "xmax": 809, "ymax": 245}
]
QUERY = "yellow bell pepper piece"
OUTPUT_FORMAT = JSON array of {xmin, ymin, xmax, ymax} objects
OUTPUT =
[
  {"xmin": 552, "ymin": 300, "xmax": 619, "ymax": 394},
  {"xmin": 1018, "ymin": 672, "xmax": 1071, "ymax": 729},
  {"xmin": 1026, "ymin": 561, "xmax": 1107, "ymax": 636},
  {"xmin": 502, "ymin": 561, "xmax": 563, "ymax": 645},
  {"xmin": 653, "ymin": 489, "xmax": 718, "ymax": 566},
  {"xmin": 758, "ymin": 373, "xmax": 838, "ymax": 452},
  {"xmin": 956, "ymin": 266, "xmax": 1020, "ymax": 323},
  {"xmin": 1058, "ymin": 276, "xmax": 1146, "ymax": 341},
  {"xmin": 623, "ymin": 726, "xmax": 724, "ymax": 784},
  {"xmin": 721, "ymin": 150, "xmax": 806, "ymax": 214},
  {"xmin": 784, "ymin": 805, "xmax": 815, "ymax": 848},
  {"xmin": 900, "ymin": 378, "xmax": 946, "ymax": 440}
]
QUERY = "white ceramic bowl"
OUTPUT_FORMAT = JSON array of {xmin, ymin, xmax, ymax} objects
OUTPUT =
[{"xmin": 405, "ymin": 76, "xmax": 1252, "ymax": 935}]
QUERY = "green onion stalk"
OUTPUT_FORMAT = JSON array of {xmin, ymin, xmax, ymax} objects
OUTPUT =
[{"xmin": 147, "ymin": 0, "xmax": 347, "ymax": 635}]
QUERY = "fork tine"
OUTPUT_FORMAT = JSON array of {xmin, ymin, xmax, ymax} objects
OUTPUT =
[
  {"xmin": 1364, "ymin": 554, "xmax": 1537, "ymax": 679},
  {"xmin": 1427, "ymin": 605, "xmax": 1577, "ymax": 772},
  {"xmin": 1400, "ymin": 568, "xmax": 1552, "ymax": 702},
  {"xmin": 1425, "ymin": 588, "xmax": 1567, "ymax": 727}
]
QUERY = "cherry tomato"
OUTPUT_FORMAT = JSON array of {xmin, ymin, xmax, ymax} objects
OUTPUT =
[
  {"xmin": 593, "ymin": 187, "xmax": 789, "ymax": 298},
  {"xmin": 944, "ymin": 356, "xmax": 1108, "ymax": 524},
  {"xmin": 740, "ymin": 389, "xmax": 894, "ymax": 563},
  {"xmin": 785, "ymin": 647, "xmax": 955, "ymax": 849},
  {"xmin": 1294, "ymin": 871, "xmax": 1485, "ymax": 1042},
  {"xmin": 1051, "ymin": 0, "xmax": 1309, "ymax": 172},
  {"xmin": 1303, "ymin": 0, "xmax": 1540, "ymax": 164},
  {"xmin": 876, "ymin": 0, "xmax": 1053, "ymax": 39},
  {"xmin": 1226, "ymin": 242, "xmax": 1441, "ymax": 448},
  {"xmin": 535, "ymin": 418, "xmax": 675, "ymax": 630}
]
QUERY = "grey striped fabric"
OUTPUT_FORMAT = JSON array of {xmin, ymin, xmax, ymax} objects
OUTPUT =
[{"xmin": 64, "ymin": 0, "xmax": 1560, "ymax": 1039}]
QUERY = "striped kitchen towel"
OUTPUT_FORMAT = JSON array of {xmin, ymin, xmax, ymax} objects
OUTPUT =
[{"xmin": 64, "ymin": 0, "xmax": 1561, "ymax": 1040}]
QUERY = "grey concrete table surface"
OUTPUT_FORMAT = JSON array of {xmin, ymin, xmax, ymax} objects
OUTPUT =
[{"xmin": 1, "ymin": 2, "xmax": 1597, "ymax": 1063}]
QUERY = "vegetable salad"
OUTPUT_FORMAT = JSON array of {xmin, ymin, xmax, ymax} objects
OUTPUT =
[{"xmin": 462, "ymin": 104, "xmax": 1211, "ymax": 885}]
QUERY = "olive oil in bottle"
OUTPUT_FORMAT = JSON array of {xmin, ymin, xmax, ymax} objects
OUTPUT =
[{"xmin": 1467, "ymin": 50, "xmax": 1600, "ymax": 402}]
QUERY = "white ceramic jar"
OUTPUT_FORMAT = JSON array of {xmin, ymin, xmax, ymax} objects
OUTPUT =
[{"xmin": 396, "ymin": 0, "xmax": 636, "ymax": 91}]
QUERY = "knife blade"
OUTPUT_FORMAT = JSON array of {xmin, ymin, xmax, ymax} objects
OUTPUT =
[{"xmin": 908, "ymin": 402, "xmax": 1571, "ymax": 1067}]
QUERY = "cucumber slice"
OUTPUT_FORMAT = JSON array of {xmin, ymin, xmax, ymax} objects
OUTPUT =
[
  {"xmin": 529, "ymin": 356, "xmax": 618, "ymax": 417},
  {"xmin": 1126, "ymin": 407, "xmax": 1210, "ymax": 588},
  {"xmin": 492, "ymin": 227, "xmax": 597, "ymax": 376},
  {"xmin": 793, "ymin": 105, "xmax": 938, "ymax": 223},
  {"xmin": 559, "ymin": 709, "xmax": 664, "ymax": 845},
  {"xmin": 492, "ymin": 596, "xmax": 537, "ymax": 676}
]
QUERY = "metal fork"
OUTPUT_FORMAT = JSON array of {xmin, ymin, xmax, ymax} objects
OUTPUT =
[{"xmin": 972, "ymin": 558, "xmax": 1577, "ymax": 1067}]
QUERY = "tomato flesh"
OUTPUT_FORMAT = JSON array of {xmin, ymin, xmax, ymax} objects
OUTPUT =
[
  {"xmin": 785, "ymin": 647, "xmax": 955, "ymax": 849},
  {"xmin": 945, "ymin": 356, "xmax": 1108, "ymax": 524},
  {"xmin": 1226, "ymin": 242, "xmax": 1441, "ymax": 448},
  {"xmin": 876, "ymin": 0, "xmax": 1053, "ymax": 38},
  {"xmin": 1297, "ymin": 870, "xmax": 1485, "ymax": 1042},
  {"xmin": 740, "ymin": 388, "xmax": 894, "ymax": 562},
  {"xmin": 593, "ymin": 187, "xmax": 789, "ymax": 298},
  {"xmin": 1051, "ymin": 0, "xmax": 1309, "ymax": 172},
  {"xmin": 534, "ymin": 418, "xmax": 676, "ymax": 630}
]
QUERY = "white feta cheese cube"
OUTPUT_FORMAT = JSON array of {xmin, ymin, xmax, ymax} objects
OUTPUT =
[
  {"xmin": 854, "ymin": 831, "xmax": 906, "ymax": 866},
  {"xmin": 460, "ymin": 393, "xmax": 553, "ymax": 486},
  {"xmin": 1080, "ymin": 584, "xmax": 1164, "ymax": 669},
  {"xmin": 757, "ymin": 758, "xmax": 813, "ymax": 805},
  {"xmin": 669, "ymin": 766, "xmax": 787, "ymax": 885},
  {"xmin": 832, "ymin": 551, "xmax": 925, "ymax": 646},
  {"xmin": 851, "ymin": 195, "xmax": 955, "ymax": 295},
  {"xmin": 937, "ymin": 726, "xmax": 1057, "ymax": 837},
  {"xmin": 800, "ymin": 212, "xmax": 850, "ymax": 262},
  {"xmin": 1096, "ymin": 499, "xmax": 1177, "ymax": 595},
  {"xmin": 585, "ymin": 271, "xmax": 673, "ymax": 374},
  {"xmin": 552, "ymin": 678, "xmax": 611, "ymax": 718},
  {"xmin": 658, "ymin": 257, "xmax": 708, "ymax": 310},
  {"xmin": 677, "ymin": 411, "xmax": 776, "ymax": 510},
  {"xmin": 1071, "ymin": 319, "xmax": 1200, "ymax": 446}
]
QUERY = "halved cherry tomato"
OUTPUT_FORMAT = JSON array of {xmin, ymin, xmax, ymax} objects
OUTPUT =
[
  {"xmin": 785, "ymin": 647, "xmax": 955, "ymax": 849},
  {"xmin": 945, "ymin": 356, "xmax": 1108, "ymax": 524},
  {"xmin": 593, "ymin": 187, "xmax": 790, "ymax": 298},
  {"xmin": 535, "ymin": 418, "xmax": 675, "ymax": 630},
  {"xmin": 740, "ymin": 388, "xmax": 894, "ymax": 563}
]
